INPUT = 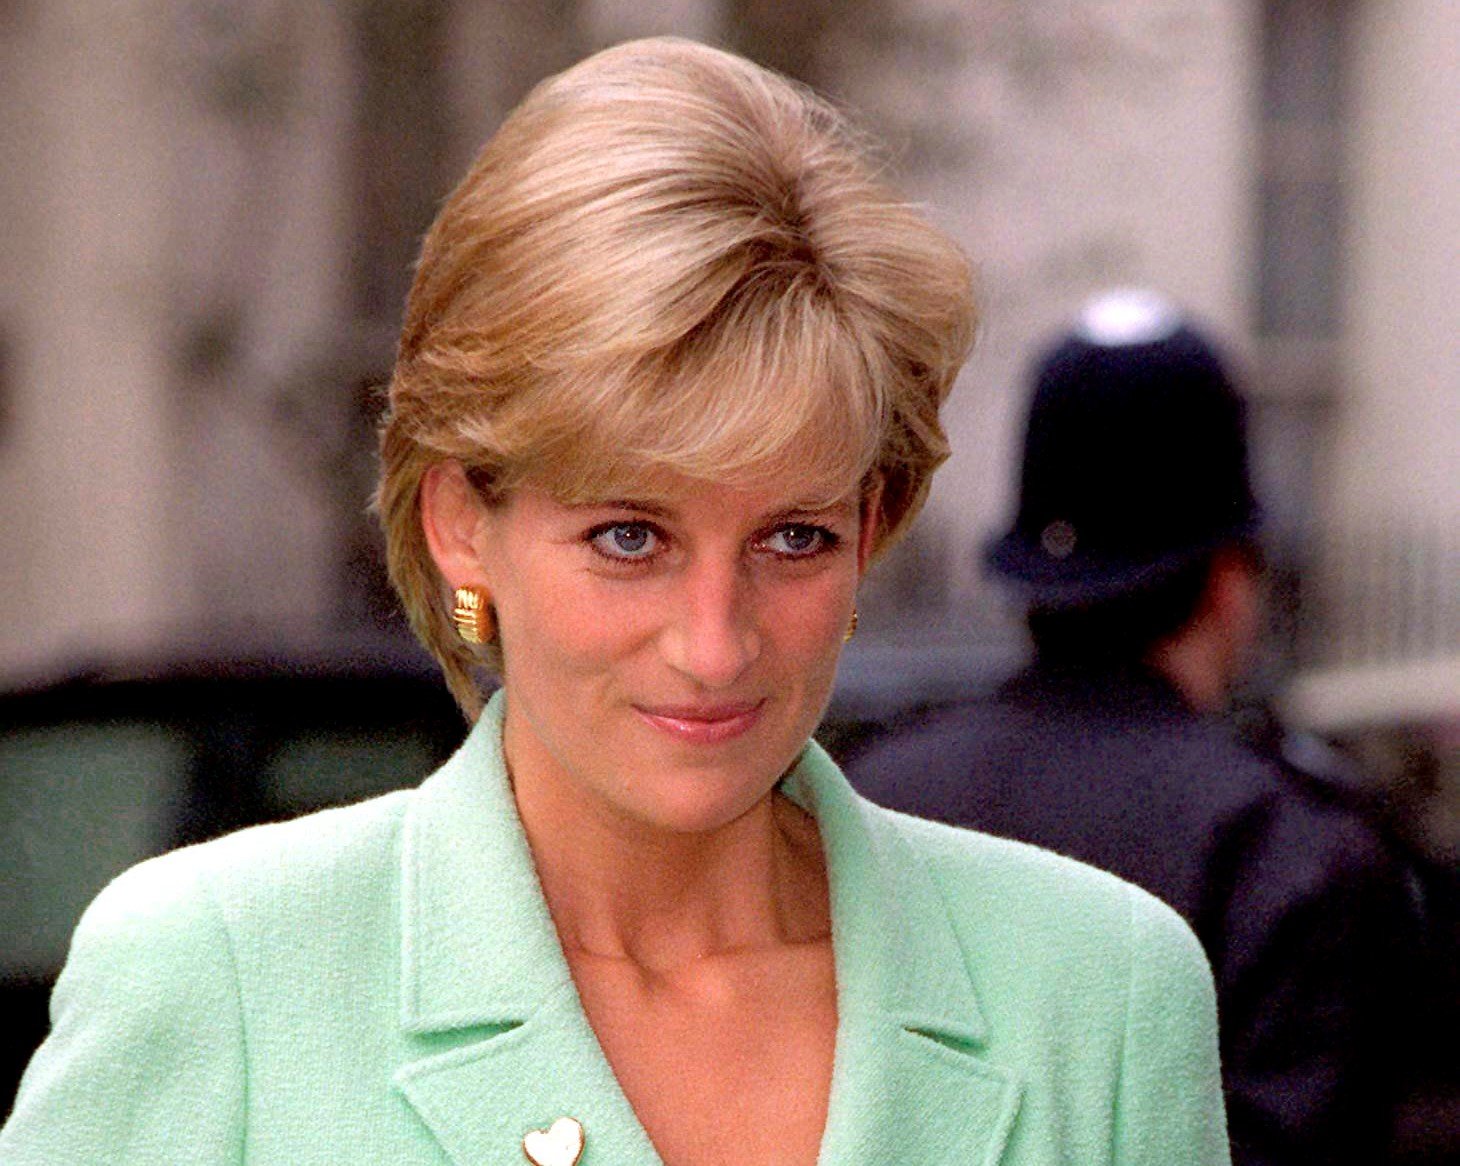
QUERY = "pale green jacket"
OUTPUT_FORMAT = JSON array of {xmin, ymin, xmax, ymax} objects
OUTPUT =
[{"xmin": 1, "ymin": 694, "xmax": 1229, "ymax": 1164}]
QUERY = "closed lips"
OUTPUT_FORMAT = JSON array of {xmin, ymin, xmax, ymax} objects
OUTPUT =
[{"xmin": 633, "ymin": 701, "xmax": 765, "ymax": 741}]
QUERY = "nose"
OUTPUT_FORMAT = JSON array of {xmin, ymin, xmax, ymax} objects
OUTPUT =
[{"xmin": 661, "ymin": 559, "xmax": 761, "ymax": 689}]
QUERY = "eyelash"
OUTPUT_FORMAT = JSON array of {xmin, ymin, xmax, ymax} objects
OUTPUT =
[
  {"xmin": 583, "ymin": 521, "xmax": 842, "ymax": 567},
  {"xmin": 760, "ymin": 524, "xmax": 841, "ymax": 559},
  {"xmin": 587, "ymin": 522, "xmax": 661, "ymax": 563}
]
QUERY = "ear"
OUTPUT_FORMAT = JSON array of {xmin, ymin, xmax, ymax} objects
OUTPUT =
[
  {"xmin": 1203, "ymin": 544, "xmax": 1262, "ymax": 662},
  {"xmin": 419, "ymin": 461, "xmax": 491, "ymax": 591},
  {"xmin": 856, "ymin": 477, "xmax": 885, "ymax": 575},
  {"xmin": 1206, "ymin": 545, "xmax": 1260, "ymax": 621}
]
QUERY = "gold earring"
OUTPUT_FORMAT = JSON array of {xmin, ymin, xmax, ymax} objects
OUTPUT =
[
  {"xmin": 844, "ymin": 606, "xmax": 859, "ymax": 642},
  {"xmin": 452, "ymin": 585, "xmax": 493, "ymax": 645}
]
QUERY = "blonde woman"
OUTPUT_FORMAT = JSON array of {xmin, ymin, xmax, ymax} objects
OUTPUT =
[{"xmin": 1, "ymin": 39, "xmax": 1229, "ymax": 1165}]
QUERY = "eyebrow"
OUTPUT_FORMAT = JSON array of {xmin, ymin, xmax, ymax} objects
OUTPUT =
[
  {"xmin": 773, "ymin": 502, "xmax": 858, "ymax": 520},
  {"xmin": 569, "ymin": 497, "xmax": 855, "ymax": 521},
  {"xmin": 571, "ymin": 498, "xmax": 673, "ymax": 517}
]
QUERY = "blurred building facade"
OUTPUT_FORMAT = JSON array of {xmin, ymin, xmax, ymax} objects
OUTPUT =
[{"xmin": 0, "ymin": 1, "xmax": 1455, "ymax": 842}]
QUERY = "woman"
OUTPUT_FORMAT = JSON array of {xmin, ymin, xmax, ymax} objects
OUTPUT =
[{"xmin": 0, "ymin": 38, "xmax": 1228, "ymax": 1165}]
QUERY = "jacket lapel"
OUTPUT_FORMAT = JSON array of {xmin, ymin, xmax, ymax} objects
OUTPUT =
[
  {"xmin": 392, "ymin": 694, "xmax": 661, "ymax": 1164},
  {"xmin": 785, "ymin": 745, "xmax": 1023, "ymax": 1165}
]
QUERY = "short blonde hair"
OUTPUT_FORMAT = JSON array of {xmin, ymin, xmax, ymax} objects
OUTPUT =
[{"xmin": 377, "ymin": 37, "xmax": 976, "ymax": 715}]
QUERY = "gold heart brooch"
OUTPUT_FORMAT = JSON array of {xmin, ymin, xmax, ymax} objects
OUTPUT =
[{"xmin": 522, "ymin": 1116, "xmax": 585, "ymax": 1165}]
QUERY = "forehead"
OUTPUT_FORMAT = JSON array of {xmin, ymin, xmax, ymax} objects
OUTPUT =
[{"xmin": 518, "ymin": 412, "xmax": 873, "ymax": 513}]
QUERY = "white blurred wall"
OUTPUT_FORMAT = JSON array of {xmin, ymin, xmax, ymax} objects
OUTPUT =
[
  {"xmin": 1337, "ymin": 1, "xmax": 1459, "ymax": 524},
  {"xmin": 0, "ymin": 2, "xmax": 360, "ymax": 679},
  {"xmin": 0, "ymin": 4, "xmax": 180, "ymax": 673},
  {"xmin": 1285, "ymin": 0, "xmax": 1460, "ymax": 729}
]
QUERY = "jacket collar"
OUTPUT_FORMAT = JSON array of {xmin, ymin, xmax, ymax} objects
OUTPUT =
[
  {"xmin": 397, "ymin": 691, "xmax": 571, "ymax": 1031},
  {"xmin": 1012, "ymin": 657, "xmax": 1191, "ymax": 719},
  {"xmin": 393, "ymin": 693, "xmax": 1019, "ymax": 1164},
  {"xmin": 779, "ymin": 746, "xmax": 1021, "ymax": 1163}
]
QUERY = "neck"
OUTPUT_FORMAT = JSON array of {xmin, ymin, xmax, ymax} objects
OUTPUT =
[
  {"xmin": 515, "ymin": 780, "xmax": 829, "ymax": 974},
  {"xmin": 1145, "ymin": 625, "xmax": 1230, "ymax": 712}
]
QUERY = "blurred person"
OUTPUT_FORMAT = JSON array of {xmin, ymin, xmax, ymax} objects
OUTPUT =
[
  {"xmin": 0, "ymin": 42, "xmax": 1229, "ymax": 1166},
  {"xmin": 848, "ymin": 289, "xmax": 1424, "ymax": 1166}
]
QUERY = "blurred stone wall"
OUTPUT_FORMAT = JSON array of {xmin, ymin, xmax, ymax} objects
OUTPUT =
[{"xmin": 0, "ymin": 0, "xmax": 1453, "ymax": 766}]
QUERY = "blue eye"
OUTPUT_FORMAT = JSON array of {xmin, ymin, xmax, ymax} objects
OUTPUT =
[
  {"xmin": 589, "ymin": 522, "xmax": 659, "ymax": 560},
  {"xmin": 762, "ymin": 524, "xmax": 835, "ymax": 557}
]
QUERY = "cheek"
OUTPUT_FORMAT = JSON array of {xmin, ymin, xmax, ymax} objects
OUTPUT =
[
  {"xmin": 497, "ymin": 570, "xmax": 649, "ymax": 675},
  {"xmin": 762, "ymin": 576, "xmax": 856, "ymax": 660}
]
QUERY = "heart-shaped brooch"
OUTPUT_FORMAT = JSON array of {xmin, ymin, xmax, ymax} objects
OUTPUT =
[{"xmin": 522, "ymin": 1116, "xmax": 585, "ymax": 1166}]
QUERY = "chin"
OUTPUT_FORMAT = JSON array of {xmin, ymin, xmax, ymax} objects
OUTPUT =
[{"xmin": 613, "ymin": 745, "xmax": 795, "ymax": 836}]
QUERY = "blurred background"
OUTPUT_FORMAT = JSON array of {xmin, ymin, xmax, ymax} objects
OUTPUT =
[{"xmin": 1, "ymin": 0, "xmax": 1456, "ymax": 1116}]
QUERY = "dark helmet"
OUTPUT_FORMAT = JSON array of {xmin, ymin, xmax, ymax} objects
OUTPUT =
[{"xmin": 985, "ymin": 289, "xmax": 1260, "ymax": 608}]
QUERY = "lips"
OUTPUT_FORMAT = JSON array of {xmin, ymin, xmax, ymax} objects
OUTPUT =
[{"xmin": 633, "ymin": 700, "xmax": 766, "ymax": 744}]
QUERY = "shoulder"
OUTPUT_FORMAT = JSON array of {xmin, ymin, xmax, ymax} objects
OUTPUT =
[
  {"xmin": 94, "ymin": 786, "xmax": 411, "ymax": 905},
  {"xmin": 0, "ymin": 798, "xmax": 416, "ymax": 1164},
  {"xmin": 857, "ymin": 798, "xmax": 1224, "ymax": 1157},
  {"xmin": 73, "ymin": 788, "xmax": 411, "ymax": 964},
  {"xmin": 872, "ymin": 802, "xmax": 1209, "ymax": 982},
  {"xmin": 36, "ymin": 791, "xmax": 413, "ymax": 1098}
]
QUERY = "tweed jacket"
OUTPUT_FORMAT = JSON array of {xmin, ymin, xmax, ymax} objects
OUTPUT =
[{"xmin": 1, "ymin": 694, "xmax": 1228, "ymax": 1165}]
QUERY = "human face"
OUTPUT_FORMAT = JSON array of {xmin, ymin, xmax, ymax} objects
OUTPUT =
[{"xmin": 473, "ymin": 471, "xmax": 871, "ymax": 838}]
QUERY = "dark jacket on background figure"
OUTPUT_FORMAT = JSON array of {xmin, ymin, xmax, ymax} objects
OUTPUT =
[{"xmin": 846, "ymin": 660, "xmax": 1422, "ymax": 1166}]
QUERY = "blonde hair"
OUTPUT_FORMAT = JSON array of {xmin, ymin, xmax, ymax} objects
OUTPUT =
[{"xmin": 377, "ymin": 37, "xmax": 976, "ymax": 715}]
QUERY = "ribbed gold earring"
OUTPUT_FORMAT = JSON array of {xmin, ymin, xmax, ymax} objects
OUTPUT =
[
  {"xmin": 844, "ymin": 606, "xmax": 859, "ymax": 642},
  {"xmin": 452, "ymin": 586, "xmax": 494, "ymax": 645}
]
